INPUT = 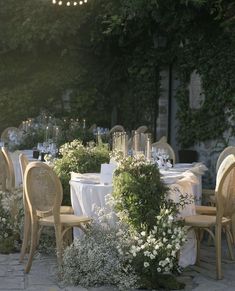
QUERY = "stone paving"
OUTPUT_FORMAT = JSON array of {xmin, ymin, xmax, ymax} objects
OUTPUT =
[{"xmin": 1, "ymin": 241, "xmax": 235, "ymax": 291}]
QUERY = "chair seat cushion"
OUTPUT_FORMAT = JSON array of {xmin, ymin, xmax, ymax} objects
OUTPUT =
[
  {"xmin": 39, "ymin": 214, "xmax": 91, "ymax": 226},
  {"xmin": 184, "ymin": 215, "xmax": 230, "ymax": 228},
  {"xmin": 195, "ymin": 205, "xmax": 216, "ymax": 215}
]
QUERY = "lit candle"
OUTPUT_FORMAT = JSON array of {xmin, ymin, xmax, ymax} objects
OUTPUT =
[
  {"xmin": 55, "ymin": 127, "xmax": 59, "ymax": 142},
  {"xmin": 22, "ymin": 121, "xmax": 26, "ymax": 131}
]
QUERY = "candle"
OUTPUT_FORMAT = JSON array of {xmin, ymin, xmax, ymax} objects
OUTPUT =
[
  {"xmin": 146, "ymin": 137, "xmax": 152, "ymax": 161},
  {"xmin": 25, "ymin": 120, "xmax": 29, "ymax": 132},
  {"xmin": 55, "ymin": 127, "xmax": 59, "ymax": 142},
  {"xmin": 123, "ymin": 132, "xmax": 128, "ymax": 157},
  {"xmin": 134, "ymin": 131, "xmax": 139, "ymax": 152},
  {"xmin": 45, "ymin": 126, "xmax": 49, "ymax": 142},
  {"xmin": 83, "ymin": 119, "xmax": 86, "ymax": 129},
  {"xmin": 112, "ymin": 132, "xmax": 116, "ymax": 151},
  {"xmin": 22, "ymin": 121, "xmax": 26, "ymax": 131}
]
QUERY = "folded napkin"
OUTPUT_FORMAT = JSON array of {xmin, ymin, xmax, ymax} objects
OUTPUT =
[
  {"xmin": 100, "ymin": 163, "xmax": 117, "ymax": 185},
  {"xmin": 70, "ymin": 172, "xmax": 100, "ymax": 183}
]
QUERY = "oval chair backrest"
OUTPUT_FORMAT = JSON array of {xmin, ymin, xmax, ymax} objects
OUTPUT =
[
  {"xmin": 216, "ymin": 146, "xmax": 235, "ymax": 173},
  {"xmin": 216, "ymin": 154, "xmax": 235, "ymax": 219},
  {"xmin": 24, "ymin": 162, "xmax": 63, "ymax": 220},
  {"xmin": 151, "ymin": 141, "xmax": 176, "ymax": 164},
  {"xmin": 135, "ymin": 125, "xmax": 148, "ymax": 134},
  {"xmin": 1, "ymin": 147, "xmax": 15, "ymax": 191},
  {"xmin": 1, "ymin": 127, "xmax": 19, "ymax": 143},
  {"xmin": 0, "ymin": 151, "xmax": 6, "ymax": 190},
  {"xmin": 109, "ymin": 125, "xmax": 125, "ymax": 135},
  {"xmin": 19, "ymin": 153, "xmax": 29, "ymax": 182}
]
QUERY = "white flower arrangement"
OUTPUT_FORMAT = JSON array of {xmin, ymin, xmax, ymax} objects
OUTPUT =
[
  {"xmin": 0, "ymin": 189, "xmax": 24, "ymax": 253},
  {"xmin": 62, "ymin": 223, "xmax": 139, "ymax": 290}
]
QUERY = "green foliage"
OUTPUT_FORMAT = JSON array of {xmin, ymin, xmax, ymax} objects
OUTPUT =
[
  {"xmin": 113, "ymin": 156, "xmax": 169, "ymax": 231},
  {"xmin": 176, "ymin": 27, "xmax": 235, "ymax": 148},
  {"xmin": 0, "ymin": 0, "xmax": 234, "ymax": 144},
  {"xmin": 54, "ymin": 140, "xmax": 110, "ymax": 204}
]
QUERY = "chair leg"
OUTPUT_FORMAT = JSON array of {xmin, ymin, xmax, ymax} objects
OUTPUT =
[
  {"xmin": 19, "ymin": 210, "xmax": 31, "ymax": 262},
  {"xmin": 215, "ymin": 224, "xmax": 222, "ymax": 280},
  {"xmin": 225, "ymin": 225, "xmax": 235, "ymax": 260},
  {"xmin": 195, "ymin": 228, "xmax": 202, "ymax": 265},
  {"xmin": 54, "ymin": 225, "xmax": 63, "ymax": 268},
  {"xmin": 24, "ymin": 221, "xmax": 39, "ymax": 273}
]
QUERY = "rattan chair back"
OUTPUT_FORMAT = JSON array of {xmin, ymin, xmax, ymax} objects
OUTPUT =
[
  {"xmin": 135, "ymin": 125, "xmax": 148, "ymax": 134},
  {"xmin": 109, "ymin": 125, "xmax": 125, "ymax": 135},
  {"xmin": 216, "ymin": 146, "xmax": 235, "ymax": 173},
  {"xmin": 1, "ymin": 147, "xmax": 15, "ymax": 191},
  {"xmin": 151, "ymin": 141, "xmax": 176, "ymax": 164},
  {"xmin": 19, "ymin": 153, "xmax": 29, "ymax": 180},
  {"xmin": 215, "ymin": 154, "xmax": 235, "ymax": 218},
  {"xmin": 24, "ymin": 162, "xmax": 62, "ymax": 220},
  {"xmin": 1, "ymin": 127, "xmax": 19, "ymax": 144}
]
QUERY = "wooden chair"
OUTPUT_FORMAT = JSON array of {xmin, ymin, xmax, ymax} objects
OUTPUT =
[
  {"xmin": 109, "ymin": 125, "xmax": 125, "ymax": 135},
  {"xmin": 0, "ymin": 147, "xmax": 15, "ymax": 191},
  {"xmin": 23, "ymin": 162, "xmax": 91, "ymax": 273},
  {"xmin": 135, "ymin": 125, "xmax": 148, "ymax": 134},
  {"xmin": 216, "ymin": 146, "xmax": 235, "ymax": 173},
  {"xmin": 1, "ymin": 127, "xmax": 19, "ymax": 144},
  {"xmin": 185, "ymin": 154, "xmax": 235, "ymax": 279},
  {"xmin": 202, "ymin": 146, "xmax": 235, "ymax": 207},
  {"xmin": 19, "ymin": 154, "xmax": 74, "ymax": 263},
  {"xmin": 152, "ymin": 140, "xmax": 176, "ymax": 164},
  {"xmin": 0, "ymin": 150, "xmax": 7, "ymax": 191}
]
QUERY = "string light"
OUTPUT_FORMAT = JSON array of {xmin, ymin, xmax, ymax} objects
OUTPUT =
[{"xmin": 52, "ymin": 0, "xmax": 88, "ymax": 5}]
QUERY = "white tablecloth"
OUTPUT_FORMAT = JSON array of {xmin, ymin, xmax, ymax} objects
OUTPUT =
[
  {"xmin": 70, "ymin": 163, "xmax": 207, "ymax": 267},
  {"xmin": 70, "ymin": 173, "xmax": 112, "ymax": 237}
]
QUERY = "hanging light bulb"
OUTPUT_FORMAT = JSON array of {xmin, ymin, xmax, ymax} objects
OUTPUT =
[{"xmin": 52, "ymin": 0, "xmax": 88, "ymax": 6}]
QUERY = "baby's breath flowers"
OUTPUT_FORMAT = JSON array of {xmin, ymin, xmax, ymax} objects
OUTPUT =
[{"xmin": 0, "ymin": 189, "xmax": 24, "ymax": 253}]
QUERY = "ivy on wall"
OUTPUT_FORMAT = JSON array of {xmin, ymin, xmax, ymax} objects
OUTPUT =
[
  {"xmin": 0, "ymin": 0, "xmax": 234, "ymax": 141},
  {"xmin": 175, "ymin": 15, "xmax": 235, "ymax": 148}
]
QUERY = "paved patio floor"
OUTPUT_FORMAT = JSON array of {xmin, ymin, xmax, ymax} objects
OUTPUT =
[{"xmin": 0, "ymin": 240, "xmax": 235, "ymax": 291}]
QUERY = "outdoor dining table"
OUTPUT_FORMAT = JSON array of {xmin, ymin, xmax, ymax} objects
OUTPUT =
[{"xmin": 70, "ymin": 162, "xmax": 208, "ymax": 268}]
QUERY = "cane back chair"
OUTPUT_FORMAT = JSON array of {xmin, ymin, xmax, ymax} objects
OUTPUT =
[
  {"xmin": 23, "ymin": 161, "xmax": 91, "ymax": 273},
  {"xmin": 185, "ymin": 154, "xmax": 235, "ymax": 279}
]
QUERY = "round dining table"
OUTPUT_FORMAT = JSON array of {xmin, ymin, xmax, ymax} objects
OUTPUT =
[{"xmin": 70, "ymin": 162, "xmax": 207, "ymax": 268}]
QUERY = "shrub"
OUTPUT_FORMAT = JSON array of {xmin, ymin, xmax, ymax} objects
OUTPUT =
[
  {"xmin": 53, "ymin": 140, "xmax": 110, "ymax": 204},
  {"xmin": 112, "ymin": 155, "xmax": 168, "ymax": 231}
]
